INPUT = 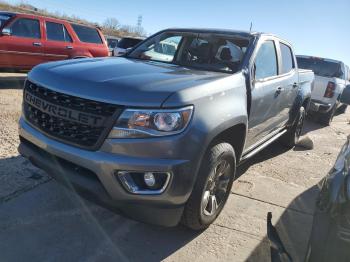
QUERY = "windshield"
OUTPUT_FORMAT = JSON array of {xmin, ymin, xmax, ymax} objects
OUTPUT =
[
  {"xmin": 297, "ymin": 57, "xmax": 344, "ymax": 78},
  {"xmin": 117, "ymin": 38, "xmax": 143, "ymax": 49},
  {"xmin": 0, "ymin": 14, "xmax": 12, "ymax": 28},
  {"xmin": 127, "ymin": 31, "xmax": 250, "ymax": 73}
]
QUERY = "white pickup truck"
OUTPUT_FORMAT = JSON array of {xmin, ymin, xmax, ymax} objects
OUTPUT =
[{"xmin": 296, "ymin": 55, "xmax": 350, "ymax": 125}]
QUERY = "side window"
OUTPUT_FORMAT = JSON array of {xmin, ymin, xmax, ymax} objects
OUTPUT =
[
  {"xmin": 280, "ymin": 43, "xmax": 294, "ymax": 74},
  {"xmin": 254, "ymin": 40, "xmax": 278, "ymax": 80},
  {"xmin": 46, "ymin": 22, "xmax": 72, "ymax": 42},
  {"xmin": 71, "ymin": 24, "xmax": 102, "ymax": 44},
  {"xmin": 11, "ymin": 18, "xmax": 40, "ymax": 39}
]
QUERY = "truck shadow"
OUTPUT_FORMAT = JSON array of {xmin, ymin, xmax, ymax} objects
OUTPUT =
[
  {"xmin": 0, "ymin": 155, "xmax": 201, "ymax": 261},
  {"xmin": 237, "ymin": 119, "xmax": 322, "ymax": 179},
  {"xmin": 0, "ymin": 74, "xmax": 26, "ymax": 89},
  {"xmin": 301, "ymin": 119, "xmax": 326, "ymax": 135},
  {"xmin": 245, "ymin": 184, "xmax": 319, "ymax": 262},
  {"xmin": 236, "ymin": 141, "xmax": 289, "ymax": 179}
]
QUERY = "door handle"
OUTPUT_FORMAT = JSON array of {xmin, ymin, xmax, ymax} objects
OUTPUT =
[
  {"xmin": 33, "ymin": 42, "xmax": 42, "ymax": 46},
  {"xmin": 66, "ymin": 46, "xmax": 73, "ymax": 49},
  {"xmin": 276, "ymin": 86, "xmax": 285, "ymax": 94}
]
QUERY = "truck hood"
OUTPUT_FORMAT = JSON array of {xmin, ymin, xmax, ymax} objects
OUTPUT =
[{"xmin": 28, "ymin": 57, "xmax": 229, "ymax": 107}]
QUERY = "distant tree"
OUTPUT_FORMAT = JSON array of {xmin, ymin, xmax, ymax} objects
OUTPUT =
[
  {"xmin": 120, "ymin": 25, "xmax": 146, "ymax": 37},
  {"xmin": 103, "ymin": 17, "xmax": 120, "ymax": 31},
  {"xmin": 134, "ymin": 26, "xmax": 147, "ymax": 37}
]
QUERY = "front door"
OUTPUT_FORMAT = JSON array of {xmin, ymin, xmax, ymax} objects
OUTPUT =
[
  {"xmin": 245, "ymin": 39, "xmax": 287, "ymax": 150},
  {"xmin": 0, "ymin": 17, "xmax": 45, "ymax": 69}
]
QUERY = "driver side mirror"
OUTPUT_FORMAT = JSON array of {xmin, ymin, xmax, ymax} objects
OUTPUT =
[
  {"xmin": 1, "ymin": 27, "xmax": 11, "ymax": 36},
  {"xmin": 340, "ymin": 85, "xmax": 350, "ymax": 105}
]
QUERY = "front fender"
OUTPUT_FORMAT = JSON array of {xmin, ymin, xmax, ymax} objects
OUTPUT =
[{"xmin": 162, "ymin": 72, "xmax": 249, "ymax": 185}]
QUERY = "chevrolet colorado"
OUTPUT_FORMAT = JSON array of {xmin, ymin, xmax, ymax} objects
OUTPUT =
[{"xmin": 18, "ymin": 29, "xmax": 314, "ymax": 230}]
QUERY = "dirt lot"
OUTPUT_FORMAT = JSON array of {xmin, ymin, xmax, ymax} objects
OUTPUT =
[{"xmin": 0, "ymin": 72, "xmax": 349, "ymax": 262}]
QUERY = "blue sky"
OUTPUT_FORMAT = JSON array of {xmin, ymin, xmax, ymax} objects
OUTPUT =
[{"xmin": 7, "ymin": 0, "xmax": 350, "ymax": 65}]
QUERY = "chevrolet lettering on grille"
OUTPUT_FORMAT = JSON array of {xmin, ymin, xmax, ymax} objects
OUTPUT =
[{"xmin": 24, "ymin": 91, "xmax": 105, "ymax": 127}]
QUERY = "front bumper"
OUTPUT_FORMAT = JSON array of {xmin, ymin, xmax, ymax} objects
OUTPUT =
[
  {"xmin": 309, "ymin": 99, "xmax": 333, "ymax": 113},
  {"xmin": 18, "ymin": 118, "xmax": 199, "ymax": 227}
]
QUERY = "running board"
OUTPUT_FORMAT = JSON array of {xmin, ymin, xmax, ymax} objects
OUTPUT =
[{"xmin": 241, "ymin": 129, "xmax": 287, "ymax": 161}]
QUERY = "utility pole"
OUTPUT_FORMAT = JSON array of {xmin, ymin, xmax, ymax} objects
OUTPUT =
[{"xmin": 137, "ymin": 15, "xmax": 142, "ymax": 28}]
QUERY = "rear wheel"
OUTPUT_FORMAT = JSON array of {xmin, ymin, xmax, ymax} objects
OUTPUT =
[
  {"xmin": 318, "ymin": 104, "xmax": 336, "ymax": 126},
  {"xmin": 182, "ymin": 143, "xmax": 236, "ymax": 230},
  {"xmin": 280, "ymin": 106, "xmax": 305, "ymax": 148}
]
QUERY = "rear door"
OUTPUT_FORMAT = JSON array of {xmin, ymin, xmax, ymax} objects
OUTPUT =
[
  {"xmin": 43, "ymin": 20, "xmax": 74, "ymax": 62},
  {"xmin": 0, "ymin": 17, "xmax": 45, "ymax": 69},
  {"xmin": 275, "ymin": 41, "xmax": 299, "ymax": 124},
  {"xmin": 245, "ymin": 37, "xmax": 289, "ymax": 150}
]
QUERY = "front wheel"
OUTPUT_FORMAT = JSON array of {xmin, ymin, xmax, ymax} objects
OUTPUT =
[
  {"xmin": 280, "ymin": 106, "xmax": 305, "ymax": 148},
  {"xmin": 181, "ymin": 143, "xmax": 236, "ymax": 230}
]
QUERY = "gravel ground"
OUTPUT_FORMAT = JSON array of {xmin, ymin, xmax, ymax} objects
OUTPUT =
[
  {"xmin": 0, "ymin": 72, "xmax": 349, "ymax": 261},
  {"xmin": 0, "ymin": 73, "xmax": 50, "ymax": 202}
]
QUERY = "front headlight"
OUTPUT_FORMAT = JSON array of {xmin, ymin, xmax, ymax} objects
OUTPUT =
[{"xmin": 108, "ymin": 106, "xmax": 193, "ymax": 138}]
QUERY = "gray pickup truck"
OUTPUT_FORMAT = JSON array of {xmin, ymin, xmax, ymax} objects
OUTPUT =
[{"xmin": 18, "ymin": 28, "xmax": 314, "ymax": 230}]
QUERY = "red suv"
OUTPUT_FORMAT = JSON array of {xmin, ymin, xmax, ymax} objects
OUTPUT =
[{"xmin": 0, "ymin": 12, "xmax": 109, "ymax": 70}]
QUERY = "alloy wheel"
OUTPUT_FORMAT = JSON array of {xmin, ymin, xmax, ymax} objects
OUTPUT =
[{"xmin": 202, "ymin": 159, "xmax": 231, "ymax": 216}]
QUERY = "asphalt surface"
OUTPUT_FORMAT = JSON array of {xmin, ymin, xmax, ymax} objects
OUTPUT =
[{"xmin": 0, "ymin": 73, "xmax": 349, "ymax": 262}]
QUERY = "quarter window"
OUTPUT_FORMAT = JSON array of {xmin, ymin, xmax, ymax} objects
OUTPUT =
[
  {"xmin": 11, "ymin": 18, "xmax": 40, "ymax": 39},
  {"xmin": 280, "ymin": 43, "xmax": 294, "ymax": 74},
  {"xmin": 46, "ymin": 22, "xmax": 72, "ymax": 42},
  {"xmin": 254, "ymin": 41, "xmax": 278, "ymax": 80}
]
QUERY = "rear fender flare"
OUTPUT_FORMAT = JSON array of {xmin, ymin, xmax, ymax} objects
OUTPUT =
[{"xmin": 288, "ymin": 86, "xmax": 311, "ymax": 126}]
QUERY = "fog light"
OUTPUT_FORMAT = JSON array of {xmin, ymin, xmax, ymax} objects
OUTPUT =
[
  {"xmin": 116, "ymin": 171, "xmax": 171, "ymax": 195},
  {"xmin": 144, "ymin": 172, "xmax": 156, "ymax": 187}
]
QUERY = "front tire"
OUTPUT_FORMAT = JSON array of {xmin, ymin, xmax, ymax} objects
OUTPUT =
[
  {"xmin": 182, "ymin": 143, "xmax": 236, "ymax": 230},
  {"xmin": 280, "ymin": 106, "xmax": 305, "ymax": 148}
]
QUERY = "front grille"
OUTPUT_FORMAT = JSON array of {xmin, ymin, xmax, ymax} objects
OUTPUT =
[{"xmin": 23, "ymin": 81, "xmax": 122, "ymax": 149}]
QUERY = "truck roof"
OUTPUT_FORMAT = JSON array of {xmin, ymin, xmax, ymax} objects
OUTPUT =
[
  {"xmin": 161, "ymin": 28, "xmax": 290, "ymax": 43},
  {"xmin": 296, "ymin": 55, "xmax": 344, "ymax": 65},
  {"xmin": 163, "ymin": 28, "xmax": 257, "ymax": 37},
  {"xmin": 0, "ymin": 10, "xmax": 99, "ymax": 29},
  {"xmin": 0, "ymin": 11, "xmax": 15, "ymax": 16}
]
